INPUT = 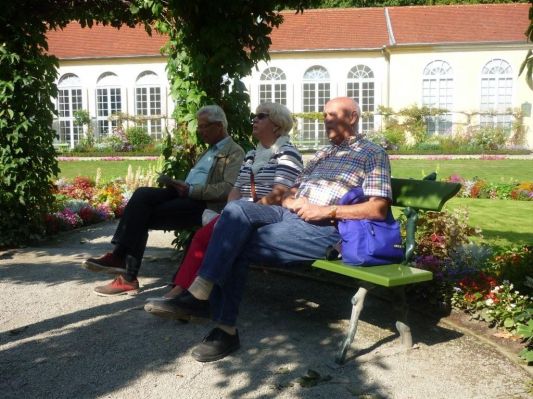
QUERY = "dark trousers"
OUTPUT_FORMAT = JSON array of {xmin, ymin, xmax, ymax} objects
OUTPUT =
[{"xmin": 111, "ymin": 187, "xmax": 206, "ymax": 277}]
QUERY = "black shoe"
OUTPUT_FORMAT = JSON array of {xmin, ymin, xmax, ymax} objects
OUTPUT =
[
  {"xmin": 144, "ymin": 290, "xmax": 210, "ymax": 320},
  {"xmin": 192, "ymin": 328, "xmax": 240, "ymax": 362}
]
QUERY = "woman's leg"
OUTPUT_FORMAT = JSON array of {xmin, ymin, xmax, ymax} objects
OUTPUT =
[{"xmin": 172, "ymin": 216, "xmax": 220, "ymax": 289}]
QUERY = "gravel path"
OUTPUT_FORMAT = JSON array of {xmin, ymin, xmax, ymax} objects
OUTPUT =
[{"xmin": 1, "ymin": 221, "xmax": 531, "ymax": 398}]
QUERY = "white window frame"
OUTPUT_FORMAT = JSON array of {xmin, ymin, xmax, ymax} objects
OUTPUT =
[
  {"xmin": 347, "ymin": 65, "xmax": 375, "ymax": 134},
  {"xmin": 480, "ymin": 59, "xmax": 513, "ymax": 130},
  {"xmin": 422, "ymin": 60, "xmax": 453, "ymax": 135},
  {"xmin": 259, "ymin": 67, "xmax": 287, "ymax": 105},
  {"xmin": 300, "ymin": 65, "xmax": 330, "ymax": 149},
  {"xmin": 96, "ymin": 72, "xmax": 122, "ymax": 138},
  {"xmin": 57, "ymin": 73, "xmax": 83, "ymax": 148},
  {"xmin": 135, "ymin": 71, "xmax": 163, "ymax": 139}
]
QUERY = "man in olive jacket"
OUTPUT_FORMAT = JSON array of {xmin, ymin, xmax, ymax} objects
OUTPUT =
[{"xmin": 82, "ymin": 105, "xmax": 245, "ymax": 296}]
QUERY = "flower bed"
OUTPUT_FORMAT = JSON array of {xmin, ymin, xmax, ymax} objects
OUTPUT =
[
  {"xmin": 446, "ymin": 175, "xmax": 533, "ymax": 200},
  {"xmin": 409, "ymin": 208, "xmax": 533, "ymax": 363},
  {"xmin": 47, "ymin": 166, "xmax": 157, "ymax": 235}
]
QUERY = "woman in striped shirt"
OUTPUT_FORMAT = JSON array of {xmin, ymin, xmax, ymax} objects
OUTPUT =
[{"xmin": 145, "ymin": 102, "xmax": 303, "ymax": 307}]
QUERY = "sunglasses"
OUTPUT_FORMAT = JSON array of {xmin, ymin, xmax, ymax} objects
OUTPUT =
[{"xmin": 250, "ymin": 112, "xmax": 270, "ymax": 123}]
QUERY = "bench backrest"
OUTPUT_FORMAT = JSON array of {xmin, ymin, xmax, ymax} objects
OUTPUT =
[
  {"xmin": 391, "ymin": 178, "xmax": 461, "ymax": 211},
  {"xmin": 390, "ymin": 177, "xmax": 461, "ymax": 263}
]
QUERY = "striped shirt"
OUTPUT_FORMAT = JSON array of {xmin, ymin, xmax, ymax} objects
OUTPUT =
[
  {"xmin": 295, "ymin": 136, "xmax": 392, "ymax": 206},
  {"xmin": 234, "ymin": 142, "xmax": 303, "ymax": 200}
]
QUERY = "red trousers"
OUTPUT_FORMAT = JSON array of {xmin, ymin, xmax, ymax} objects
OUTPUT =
[{"xmin": 172, "ymin": 215, "xmax": 219, "ymax": 288}]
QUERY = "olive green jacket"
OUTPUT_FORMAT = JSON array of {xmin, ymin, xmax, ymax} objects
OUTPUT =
[{"xmin": 189, "ymin": 137, "xmax": 245, "ymax": 213}]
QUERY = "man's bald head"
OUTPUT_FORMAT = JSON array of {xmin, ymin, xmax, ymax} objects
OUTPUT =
[{"xmin": 323, "ymin": 97, "xmax": 361, "ymax": 145}]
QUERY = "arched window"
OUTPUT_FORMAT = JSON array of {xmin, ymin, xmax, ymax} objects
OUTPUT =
[
  {"xmin": 135, "ymin": 71, "xmax": 162, "ymax": 139},
  {"xmin": 57, "ymin": 73, "xmax": 83, "ymax": 147},
  {"xmin": 422, "ymin": 60, "xmax": 453, "ymax": 135},
  {"xmin": 96, "ymin": 72, "xmax": 122, "ymax": 137},
  {"xmin": 259, "ymin": 67, "xmax": 287, "ymax": 105},
  {"xmin": 301, "ymin": 66, "xmax": 330, "ymax": 148},
  {"xmin": 347, "ymin": 65, "xmax": 375, "ymax": 133},
  {"xmin": 480, "ymin": 59, "xmax": 513, "ymax": 129}
]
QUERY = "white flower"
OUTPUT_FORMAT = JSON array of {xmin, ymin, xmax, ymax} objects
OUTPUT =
[
  {"xmin": 485, "ymin": 298, "xmax": 494, "ymax": 306},
  {"xmin": 492, "ymin": 286, "xmax": 500, "ymax": 293}
]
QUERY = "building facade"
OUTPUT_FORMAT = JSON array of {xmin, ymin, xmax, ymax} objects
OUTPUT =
[{"xmin": 47, "ymin": 4, "xmax": 533, "ymax": 149}]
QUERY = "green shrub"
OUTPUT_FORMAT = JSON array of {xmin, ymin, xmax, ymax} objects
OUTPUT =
[
  {"xmin": 0, "ymin": 24, "xmax": 59, "ymax": 248},
  {"xmin": 471, "ymin": 126, "xmax": 508, "ymax": 151},
  {"xmin": 383, "ymin": 127, "xmax": 406, "ymax": 149},
  {"xmin": 486, "ymin": 245, "xmax": 533, "ymax": 295},
  {"xmin": 126, "ymin": 126, "xmax": 152, "ymax": 150}
]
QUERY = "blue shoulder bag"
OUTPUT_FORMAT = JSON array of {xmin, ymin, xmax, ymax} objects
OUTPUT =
[{"xmin": 337, "ymin": 187, "xmax": 404, "ymax": 266}]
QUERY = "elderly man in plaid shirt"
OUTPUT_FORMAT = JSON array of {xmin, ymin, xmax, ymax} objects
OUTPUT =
[{"xmin": 163, "ymin": 97, "xmax": 393, "ymax": 362}]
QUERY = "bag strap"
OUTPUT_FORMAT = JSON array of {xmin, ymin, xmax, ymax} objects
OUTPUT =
[{"xmin": 250, "ymin": 172, "xmax": 258, "ymax": 202}]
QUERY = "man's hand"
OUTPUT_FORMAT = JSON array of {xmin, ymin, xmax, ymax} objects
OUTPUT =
[
  {"xmin": 295, "ymin": 201, "xmax": 330, "ymax": 222},
  {"xmin": 283, "ymin": 196, "xmax": 329, "ymax": 222},
  {"xmin": 172, "ymin": 181, "xmax": 190, "ymax": 197},
  {"xmin": 157, "ymin": 174, "xmax": 189, "ymax": 197}
]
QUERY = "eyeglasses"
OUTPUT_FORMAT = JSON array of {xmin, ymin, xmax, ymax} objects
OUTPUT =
[
  {"xmin": 250, "ymin": 112, "xmax": 270, "ymax": 123},
  {"xmin": 197, "ymin": 121, "xmax": 218, "ymax": 130}
]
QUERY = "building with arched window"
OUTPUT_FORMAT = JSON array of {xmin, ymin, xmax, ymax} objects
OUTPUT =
[{"xmin": 47, "ymin": 4, "xmax": 533, "ymax": 149}]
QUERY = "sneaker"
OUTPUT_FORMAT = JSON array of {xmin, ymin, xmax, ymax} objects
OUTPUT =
[
  {"xmin": 83, "ymin": 253, "xmax": 126, "ymax": 274},
  {"xmin": 144, "ymin": 290, "xmax": 209, "ymax": 320},
  {"xmin": 94, "ymin": 275, "xmax": 139, "ymax": 297},
  {"xmin": 191, "ymin": 328, "xmax": 240, "ymax": 362}
]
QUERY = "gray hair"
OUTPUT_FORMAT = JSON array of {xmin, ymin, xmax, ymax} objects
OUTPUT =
[
  {"xmin": 256, "ymin": 102, "xmax": 293, "ymax": 136},
  {"xmin": 196, "ymin": 105, "xmax": 228, "ymax": 133}
]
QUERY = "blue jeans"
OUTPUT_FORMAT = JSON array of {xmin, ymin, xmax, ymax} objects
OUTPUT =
[{"xmin": 198, "ymin": 200, "xmax": 340, "ymax": 326}]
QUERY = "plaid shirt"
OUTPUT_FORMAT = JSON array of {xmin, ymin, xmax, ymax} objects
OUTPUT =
[{"xmin": 295, "ymin": 136, "xmax": 392, "ymax": 206}]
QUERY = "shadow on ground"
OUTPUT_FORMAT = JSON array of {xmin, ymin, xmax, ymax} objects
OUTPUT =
[{"xmin": 0, "ymin": 257, "xmax": 463, "ymax": 398}]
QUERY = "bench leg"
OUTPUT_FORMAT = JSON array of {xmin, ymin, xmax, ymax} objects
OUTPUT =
[
  {"xmin": 337, "ymin": 286, "xmax": 368, "ymax": 364},
  {"xmin": 392, "ymin": 286, "xmax": 413, "ymax": 349}
]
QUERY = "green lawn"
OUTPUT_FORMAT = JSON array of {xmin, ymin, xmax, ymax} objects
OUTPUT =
[
  {"xmin": 57, "ymin": 158, "xmax": 532, "ymax": 246},
  {"xmin": 58, "ymin": 160, "xmax": 161, "ymax": 181},
  {"xmin": 444, "ymin": 198, "xmax": 533, "ymax": 247},
  {"xmin": 390, "ymin": 159, "xmax": 533, "ymax": 182},
  {"xmin": 58, "ymin": 158, "xmax": 533, "ymax": 182}
]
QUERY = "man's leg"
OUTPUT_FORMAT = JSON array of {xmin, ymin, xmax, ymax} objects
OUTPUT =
[
  {"xmin": 84, "ymin": 186, "xmax": 178, "ymax": 275},
  {"xmin": 190, "ymin": 210, "xmax": 339, "ymax": 362},
  {"xmin": 112, "ymin": 187, "xmax": 204, "ymax": 260},
  {"xmin": 146, "ymin": 201, "xmax": 284, "ymax": 313},
  {"xmin": 209, "ymin": 211, "xmax": 340, "ymax": 326},
  {"xmin": 120, "ymin": 193, "xmax": 205, "ymax": 280},
  {"xmin": 196, "ymin": 200, "xmax": 286, "ymax": 286},
  {"xmin": 92, "ymin": 187, "xmax": 205, "ymax": 296}
]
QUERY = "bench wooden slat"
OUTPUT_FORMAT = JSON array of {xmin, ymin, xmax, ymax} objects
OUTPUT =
[
  {"xmin": 312, "ymin": 260, "xmax": 433, "ymax": 287},
  {"xmin": 391, "ymin": 178, "xmax": 461, "ymax": 211}
]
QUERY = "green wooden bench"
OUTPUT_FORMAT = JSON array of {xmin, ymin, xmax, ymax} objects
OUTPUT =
[{"xmin": 313, "ymin": 175, "xmax": 461, "ymax": 364}]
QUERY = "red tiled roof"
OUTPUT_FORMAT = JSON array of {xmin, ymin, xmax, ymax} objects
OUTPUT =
[
  {"xmin": 46, "ymin": 4, "xmax": 531, "ymax": 59},
  {"xmin": 46, "ymin": 23, "xmax": 167, "ymax": 59},
  {"xmin": 387, "ymin": 3, "xmax": 530, "ymax": 45},
  {"xmin": 271, "ymin": 8, "xmax": 389, "ymax": 51}
]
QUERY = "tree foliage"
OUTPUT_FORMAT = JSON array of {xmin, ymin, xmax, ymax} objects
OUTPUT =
[
  {"xmin": 132, "ymin": 0, "xmax": 317, "ymax": 178},
  {"xmin": 0, "ymin": 1, "xmax": 149, "ymax": 247}
]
